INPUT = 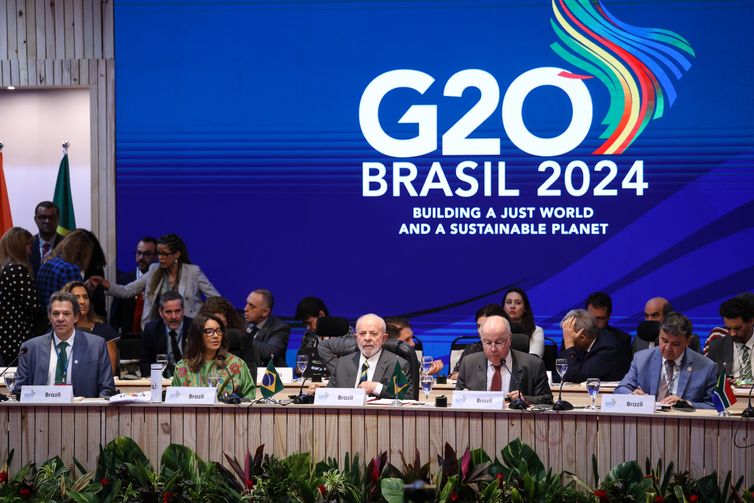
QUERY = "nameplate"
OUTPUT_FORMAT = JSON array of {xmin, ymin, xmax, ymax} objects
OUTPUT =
[
  {"xmin": 20, "ymin": 385, "xmax": 74, "ymax": 403},
  {"xmin": 314, "ymin": 388, "xmax": 366, "ymax": 406},
  {"xmin": 601, "ymin": 394, "xmax": 655, "ymax": 415},
  {"xmin": 164, "ymin": 387, "xmax": 217, "ymax": 405},
  {"xmin": 451, "ymin": 391, "xmax": 506, "ymax": 410}
]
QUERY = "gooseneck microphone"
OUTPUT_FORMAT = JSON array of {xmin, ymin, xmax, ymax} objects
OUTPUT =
[
  {"xmin": 503, "ymin": 362, "xmax": 528, "ymax": 410},
  {"xmin": 552, "ymin": 373, "xmax": 574, "ymax": 411},
  {"xmin": 742, "ymin": 381, "xmax": 754, "ymax": 418},
  {"xmin": 217, "ymin": 354, "xmax": 242, "ymax": 404},
  {"xmin": 0, "ymin": 346, "xmax": 28, "ymax": 401}
]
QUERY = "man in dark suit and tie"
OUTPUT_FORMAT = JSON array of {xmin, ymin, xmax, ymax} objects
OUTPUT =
[
  {"xmin": 328, "ymin": 313, "xmax": 415, "ymax": 399},
  {"xmin": 455, "ymin": 315, "xmax": 552, "ymax": 405},
  {"xmin": 109, "ymin": 237, "xmax": 157, "ymax": 334},
  {"xmin": 14, "ymin": 291, "xmax": 115, "ymax": 398},
  {"xmin": 634, "ymin": 297, "xmax": 701, "ymax": 353},
  {"xmin": 615, "ymin": 311, "xmax": 717, "ymax": 409},
  {"xmin": 706, "ymin": 297, "xmax": 754, "ymax": 381},
  {"xmin": 557, "ymin": 309, "xmax": 630, "ymax": 382},
  {"xmin": 29, "ymin": 201, "xmax": 64, "ymax": 277},
  {"xmin": 139, "ymin": 291, "xmax": 192, "ymax": 377},
  {"xmin": 242, "ymin": 288, "xmax": 290, "ymax": 368}
]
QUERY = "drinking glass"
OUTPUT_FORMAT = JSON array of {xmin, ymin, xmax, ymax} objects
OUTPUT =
[
  {"xmin": 586, "ymin": 378, "xmax": 600, "ymax": 410},
  {"xmin": 4, "ymin": 371, "xmax": 15, "ymax": 394},
  {"xmin": 421, "ymin": 374, "xmax": 434, "ymax": 401},
  {"xmin": 156, "ymin": 354, "xmax": 168, "ymax": 373},
  {"xmin": 555, "ymin": 358, "xmax": 568, "ymax": 381},
  {"xmin": 421, "ymin": 356, "xmax": 434, "ymax": 374},
  {"xmin": 296, "ymin": 355, "xmax": 309, "ymax": 379},
  {"xmin": 207, "ymin": 371, "xmax": 220, "ymax": 388}
]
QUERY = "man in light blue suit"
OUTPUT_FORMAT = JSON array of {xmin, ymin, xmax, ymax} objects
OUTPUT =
[
  {"xmin": 615, "ymin": 311, "xmax": 716, "ymax": 409},
  {"xmin": 15, "ymin": 291, "xmax": 115, "ymax": 398}
]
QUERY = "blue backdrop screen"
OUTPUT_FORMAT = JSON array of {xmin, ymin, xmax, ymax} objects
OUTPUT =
[{"xmin": 115, "ymin": 0, "xmax": 754, "ymax": 361}]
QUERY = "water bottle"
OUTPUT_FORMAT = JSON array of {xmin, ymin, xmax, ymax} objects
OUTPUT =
[{"xmin": 151, "ymin": 363, "xmax": 163, "ymax": 403}]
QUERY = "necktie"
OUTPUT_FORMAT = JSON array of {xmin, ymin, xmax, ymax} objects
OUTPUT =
[
  {"xmin": 42, "ymin": 242, "xmax": 51, "ymax": 258},
  {"xmin": 657, "ymin": 360, "xmax": 675, "ymax": 400},
  {"xmin": 359, "ymin": 361, "xmax": 369, "ymax": 384},
  {"xmin": 490, "ymin": 365, "xmax": 502, "ymax": 391},
  {"xmin": 248, "ymin": 325, "xmax": 259, "ymax": 339},
  {"xmin": 741, "ymin": 345, "xmax": 752, "ymax": 381},
  {"xmin": 169, "ymin": 330, "xmax": 182, "ymax": 361},
  {"xmin": 55, "ymin": 341, "xmax": 69, "ymax": 384}
]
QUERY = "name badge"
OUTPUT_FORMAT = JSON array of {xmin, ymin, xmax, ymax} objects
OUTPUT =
[
  {"xmin": 314, "ymin": 388, "xmax": 366, "ymax": 406},
  {"xmin": 601, "ymin": 394, "xmax": 655, "ymax": 415},
  {"xmin": 20, "ymin": 385, "xmax": 74, "ymax": 403},
  {"xmin": 451, "ymin": 390, "xmax": 506, "ymax": 410},
  {"xmin": 164, "ymin": 387, "xmax": 217, "ymax": 405}
]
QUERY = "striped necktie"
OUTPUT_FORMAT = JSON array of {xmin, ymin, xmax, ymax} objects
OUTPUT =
[
  {"xmin": 359, "ymin": 361, "xmax": 369, "ymax": 384},
  {"xmin": 741, "ymin": 345, "xmax": 752, "ymax": 381}
]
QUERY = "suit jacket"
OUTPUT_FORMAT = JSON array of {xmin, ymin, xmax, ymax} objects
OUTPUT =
[
  {"xmin": 455, "ymin": 350, "xmax": 553, "ymax": 404},
  {"xmin": 139, "ymin": 317, "xmax": 193, "ymax": 377},
  {"xmin": 108, "ymin": 270, "xmax": 137, "ymax": 334},
  {"xmin": 30, "ymin": 233, "xmax": 64, "ymax": 277},
  {"xmin": 328, "ymin": 350, "xmax": 415, "ymax": 399},
  {"xmin": 614, "ymin": 348, "xmax": 717, "ymax": 409},
  {"xmin": 15, "ymin": 330, "xmax": 115, "ymax": 398},
  {"xmin": 706, "ymin": 335, "xmax": 734, "ymax": 378},
  {"xmin": 632, "ymin": 333, "xmax": 701, "ymax": 353},
  {"xmin": 107, "ymin": 262, "xmax": 220, "ymax": 329},
  {"xmin": 557, "ymin": 332, "xmax": 630, "ymax": 383},
  {"xmin": 241, "ymin": 315, "xmax": 290, "ymax": 368},
  {"xmin": 318, "ymin": 334, "xmax": 358, "ymax": 375}
]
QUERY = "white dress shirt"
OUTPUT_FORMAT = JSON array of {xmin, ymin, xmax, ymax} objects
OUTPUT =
[
  {"xmin": 486, "ymin": 352, "xmax": 513, "ymax": 393},
  {"xmin": 355, "ymin": 350, "xmax": 384, "ymax": 395},
  {"xmin": 732, "ymin": 335, "xmax": 754, "ymax": 380},
  {"xmin": 47, "ymin": 332, "xmax": 76, "ymax": 385}
]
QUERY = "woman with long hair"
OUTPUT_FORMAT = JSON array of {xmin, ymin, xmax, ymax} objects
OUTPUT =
[
  {"xmin": 92, "ymin": 233, "xmax": 220, "ymax": 329},
  {"xmin": 61, "ymin": 281, "xmax": 120, "ymax": 375},
  {"xmin": 502, "ymin": 287, "xmax": 544, "ymax": 357},
  {"xmin": 0, "ymin": 227, "xmax": 38, "ymax": 363},
  {"xmin": 172, "ymin": 313, "xmax": 256, "ymax": 400},
  {"xmin": 35, "ymin": 229, "xmax": 95, "ymax": 310}
]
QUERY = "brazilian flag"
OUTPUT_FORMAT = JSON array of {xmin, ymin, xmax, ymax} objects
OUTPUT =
[
  {"xmin": 53, "ymin": 153, "xmax": 76, "ymax": 235},
  {"xmin": 260, "ymin": 360, "xmax": 284, "ymax": 398},
  {"xmin": 388, "ymin": 361, "xmax": 409, "ymax": 399}
]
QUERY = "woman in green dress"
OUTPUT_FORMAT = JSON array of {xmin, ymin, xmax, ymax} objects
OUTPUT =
[{"xmin": 172, "ymin": 313, "xmax": 256, "ymax": 400}]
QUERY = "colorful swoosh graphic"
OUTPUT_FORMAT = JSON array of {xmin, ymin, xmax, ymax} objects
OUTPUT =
[{"xmin": 550, "ymin": 0, "xmax": 695, "ymax": 155}]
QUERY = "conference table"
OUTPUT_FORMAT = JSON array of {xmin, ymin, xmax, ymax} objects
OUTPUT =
[{"xmin": 1, "ymin": 379, "xmax": 752, "ymax": 487}]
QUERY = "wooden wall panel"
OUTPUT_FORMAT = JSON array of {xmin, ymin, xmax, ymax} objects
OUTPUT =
[{"xmin": 0, "ymin": 0, "xmax": 116, "ymax": 277}]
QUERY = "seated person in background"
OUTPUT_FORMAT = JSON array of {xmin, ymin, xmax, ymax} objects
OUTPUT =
[
  {"xmin": 242, "ymin": 288, "xmax": 290, "ymax": 368},
  {"xmin": 172, "ymin": 313, "xmax": 255, "ymax": 400},
  {"xmin": 502, "ymin": 287, "xmax": 544, "ymax": 357},
  {"xmin": 449, "ymin": 303, "xmax": 504, "ymax": 379},
  {"xmin": 456, "ymin": 315, "xmax": 552, "ymax": 405},
  {"xmin": 556, "ymin": 309, "xmax": 630, "ymax": 383},
  {"xmin": 293, "ymin": 296, "xmax": 330, "ymax": 378},
  {"xmin": 706, "ymin": 297, "xmax": 754, "ymax": 382},
  {"xmin": 139, "ymin": 291, "xmax": 192, "ymax": 378},
  {"xmin": 198, "ymin": 296, "xmax": 253, "ymax": 378},
  {"xmin": 636, "ymin": 297, "xmax": 701, "ymax": 352},
  {"xmin": 704, "ymin": 292, "xmax": 754, "ymax": 355},
  {"xmin": 62, "ymin": 281, "xmax": 120, "ymax": 375},
  {"xmin": 585, "ymin": 291, "xmax": 631, "ymax": 353},
  {"xmin": 615, "ymin": 312, "xmax": 716, "ymax": 409},
  {"xmin": 385, "ymin": 316, "xmax": 444, "ymax": 375},
  {"xmin": 15, "ymin": 291, "xmax": 115, "ymax": 398},
  {"xmin": 328, "ymin": 313, "xmax": 415, "ymax": 399}
]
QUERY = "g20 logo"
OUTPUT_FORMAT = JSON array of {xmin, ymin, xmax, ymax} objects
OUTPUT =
[{"xmin": 359, "ymin": 67, "xmax": 592, "ymax": 158}]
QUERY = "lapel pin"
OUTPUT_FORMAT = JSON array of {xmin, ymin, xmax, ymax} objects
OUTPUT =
[
  {"xmin": 74, "ymin": 360, "xmax": 79, "ymax": 365},
  {"xmin": 686, "ymin": 366, "xmax": 692, "ymax": 372}
]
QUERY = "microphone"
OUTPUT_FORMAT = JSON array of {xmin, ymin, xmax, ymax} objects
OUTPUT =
[
  {"xmin": 742, "ymin": 381, "xmax": 754, "ymax": 418},
  {"xmin": 502, "ymin": 361, "xmax": 528, "ymax": 410},
  {"xmin": 552, "ymin": 362, "xmax": 574, "ymax": 411},
  {"xmin": 217, "ymin": 354, "xmax": 242, "ymax": 405},
  {"xmin": 0, "ymin": 347, "xmax": 28, "ymax": 401}
]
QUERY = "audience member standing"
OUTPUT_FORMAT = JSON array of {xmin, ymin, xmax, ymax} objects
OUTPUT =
[
  {"xmin": 92, "ymin": 234, "xmax": 220, "ymax": 329},
  {"xmin": 502, "ymin": 287, "xmax": 544, "ymax": 357},
  {"xmin": 109, "ymin": 237, "xmax": 157, "ymax": 334},
  {"xmin": 0, "ymin": 227, "xmax": 38, "ymax": 364},
  {"xmin": 29, "ymin": 201, "xmax": 64, "ymax": 277}
]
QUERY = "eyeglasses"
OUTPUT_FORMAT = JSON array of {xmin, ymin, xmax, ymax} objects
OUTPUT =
[
  {"xmin": 481, "ymin": 340, "xmax": 507, "ymax": 348},
  {"xmin": 157, "ymin": 251, "xmax": 175, "ymax": 257},
  {"xmin": 136, "ymin": 251, "xmax": 155, "ymax": 257},
  {"xmin": 203, "ymin": 328, "xmax": 224, "ymax": 337}
]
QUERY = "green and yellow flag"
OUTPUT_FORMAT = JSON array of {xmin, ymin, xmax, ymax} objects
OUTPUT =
[
  {"xmin": 388, "ymin": 361, "xmax": 409, "ymax": 399},
  {"xmin": 53, "ymin": 153, "xmax": 76, "ymax": 235},
  {"xmin": 260, "ymin": 360, "xmax": 284, "ymax": 398}
]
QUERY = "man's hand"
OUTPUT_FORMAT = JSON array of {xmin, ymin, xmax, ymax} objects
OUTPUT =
[
  {"xmin": 358, "ymin": 381, "xmax": 381, "ymax": 395},
  {"xmin": 631, "ymin": 387, "xmax": 646, "ymax": 395},
  {"xmin": 507, "ymin": 390, "xmax": 525, "ymax": 402},
  {"xmin": 561, "ymin": 316, "xmax": 583, "ymax": 349},
  {"xmin": 87, "ymin": 276, "xmax": 110, "ymax": 290},
  {"xmin": 658, "ymin": 394, "xmax": 683, "ymax": 405},
  {"xmin": 427, "ymin": 360, "xmax": 444, "ymax": 375}
]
